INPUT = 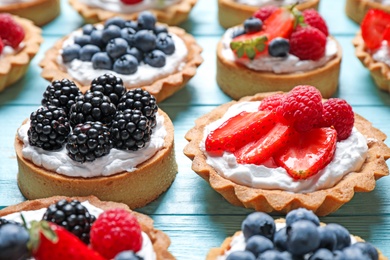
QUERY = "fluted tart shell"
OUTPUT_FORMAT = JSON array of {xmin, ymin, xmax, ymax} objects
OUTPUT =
[{"xmin": 345, "ymin": 0, "xmax": 390, "ymax": 24}]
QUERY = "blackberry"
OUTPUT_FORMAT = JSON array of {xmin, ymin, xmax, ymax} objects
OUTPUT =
[
  {"xmin": 90, "ymin": 73, "xmax": 126, "ymax": 106},
  {"xmin": 28, "ymin": 106, "xmax": 70, "ymax": 150},
  {"xmin": 41, "ymin": 79, "xmax": 82, "ymax": 114},
  {"xmin": 69, "ymin": 91, "xmax": 116, "ymax": 127},
  {"xmin": 111, "ymin": 109, "xmax": 152, "ymax": 151},
  {"xmin": 42, "ymin": 199, "xmax": 96, "ymax": 244},
  {"xmin": 66, "ymin": 121, "xmax": 113, "ymax": 162},
  {"xmin": 117, "ymin": 89, "xmax": 158, "ymax": 127}
]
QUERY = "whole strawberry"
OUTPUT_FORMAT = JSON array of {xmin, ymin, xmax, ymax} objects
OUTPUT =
[
  {"xmin": 253, "ymin": 6, "xmax": 278, "ymax": 22},
  {"xmin": 90, "ymin": 208, "xmax": 143, "ymax": 259},
  {"xmin": 302, "ymin": 9, "xmax": 329, "ymax": 36},
  {"xmin": 0, "ymin": 14, "xmax": 25, "ymax": 49},
  {"xmin": 289, "ymin": 26, "xmax": 326, "ymax": 60}
]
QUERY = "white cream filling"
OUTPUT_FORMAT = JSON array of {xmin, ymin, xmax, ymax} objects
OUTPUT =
[
  {"xmin": 0, "ymin": 0, "xmax": 34, "ymax": 7},
  {"xmin": 17, "ymin": 113, "xmax": 167, "ymax": 178},
  {"xmin": 371, "ymin": 0, "xmax": 390, "ymax": 5},
  {"xmin": 200, "ymin": 101, "xmax": 368, "ymax": 194},
  {"xmin": 235, "ymin": 0, "xmax": 308, "ymax": 7},
  {"xmin": 372, "ymin": 41, "xmax": 390, "ymax": 67},
  {"xmin": 78, "ymin": 0, "xmax": 180, "ymax": 13},
  {"xmin": 2, "ymin": 201, "xmax": 156, "ymax": 260}
]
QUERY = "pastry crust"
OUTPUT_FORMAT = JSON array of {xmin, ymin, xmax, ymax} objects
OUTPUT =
[
  {"xmin": 68, "ymin": 0, "xmax": 197, "ymax": 25},
  {"xmin": 15, "ymin": 110, "xmax": 178, "ymax": 209},
  {"xmin": 216, "ymin": 37, "xmax": 342, "ymax": 100},
  {"xmin": 0, "ymin": 0, "xmax": 60, "ymax": 26},
  {"xmin": 39, "ymin": 26, "xmax": 203, "ymax": 103},
  {"xmin": 183, "ymin": 92, "xmax": 390, "ymax": 216},
  {"xmin": 0, "ymin": 15, "xmax": 42, "ymax": 93},
  {"xmin": 353, "ymin": 31, "xmax": 390, "ymax": 92},
  {"xmin": 0, "ymin": 195, "xmax": 175, "ymax": 260},
  {"xmin": 218, "ymin": 0, "xmax": 320, "ymax": 29},
  {"xmin": 345, "ymin": 0, "xmax": 390, "ymax": 24}
]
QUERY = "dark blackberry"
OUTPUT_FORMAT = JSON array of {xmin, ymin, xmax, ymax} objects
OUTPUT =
[
  {"xmin": 90, "ymin": 73, "xmax": 126, "ymax": 106},
  {"xmin": 66, "ymin": 121, "xmax": 113, "ymax": 162},
  {"xmin": 69, "ymin": 91, "xmax": 116, "ymax": 127},
  {"xmin": 28, "ymin": 106, "xmax": 71, "ymax": 150},
  {"xmin": 42, "ymin": 199, "xmax": 96, "ymax": 244},
  {"xmin": 117, "ymin": 88, "xmax": 158, "ymax": 127},
  {"xmin": 110, "ymin": 109, "xmax": 152, "ymax": 151}
]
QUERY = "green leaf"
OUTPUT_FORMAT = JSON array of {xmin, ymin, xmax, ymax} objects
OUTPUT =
[
  {"xmin": 230, "ymin": 41, "xmax": 241, "ymax": 51},
  {"xmin": 236, "ymin": 46, "xmax": 245, "ymax": 58},
  {"xmin": 245, "ymin": 46, "xmax": 256, "ymax": 60}
]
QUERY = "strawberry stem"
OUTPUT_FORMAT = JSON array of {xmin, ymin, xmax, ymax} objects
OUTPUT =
[{"xmin": 230, "ymin": 35, "xmax": 268, "ymax": 59}]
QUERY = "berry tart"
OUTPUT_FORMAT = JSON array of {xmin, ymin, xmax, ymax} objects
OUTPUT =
[
  {"xmin": 0, "ymin": 0, "xmax": 60, "ymax": 26},
  {"xmin": 207, "ymin": 208, "xmax": 386, "ymax": 260},
  {"xmin": 184, "ymin": 86, "xmax": 390, "ymax": 216},
  {"xmin": 217, "ymin": 6, "xmax": 342, "ymax": 100},
  {"xmin": 0, "ymin": 196, "xmax": 174, "ymax": 259},
  {"xmin": 69, "ymin": 0, "xmax": 197, "ymax": 25},
  {"xmin": 346, "ymin": 0, "xmax": 390, "ymax": 24},
  {"xmin": 218, "ymin": 0, "xmax": 320, "ymax": 29},
  {"xmin": 0, "ymin": 13, "xmax": 42, "ymax": 93},
  {"xmin": 353, "ymin": 9, "xmax": 390, "ymax": 92},
  {"xmin": 39, "ymin": 13, "xmax": 203, "ymax": 102},
  {"xmin": 15, "ymin": 74, "xmax": 178, "ymax": 209}
]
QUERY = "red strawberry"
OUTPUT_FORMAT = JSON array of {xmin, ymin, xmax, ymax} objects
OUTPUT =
[
  {"xmin": 289, "ymin": 26, "xmax": 326, "ymax": 60},
  {"xmin": 0, "ymin": 14, "xmax": 25, "ymax": 49},
  {"xmin": 361, "ymin": 9, "xmax": 390, "ymax": 50},
  {"xmin": 29, "ymin": 221, "xmax": 105, "ymax": 260},
  {"xmin": 253, "ymin": 6, "xmax": 279, "ymax": 22},
  {"xmin": 0, "ymin": 38, "xmax": 3, "ymax": 55},
  {"xmin": 205, "ymin": 111, "xmax": 279, "ymax": 155},
  {"xmin": 383, "ymin": 26, "xmax": 390, "ymax": 43},
  {"xmin": 274, "ymin": 127, "xmax": 337, "ymax": 179},
  {"xmin": 121, "ymin": 0, "xmax": 143, "ymax": 4},
  {"xmin": 302, "ymin": 9, "xmax": 329, "ymax": 36}
]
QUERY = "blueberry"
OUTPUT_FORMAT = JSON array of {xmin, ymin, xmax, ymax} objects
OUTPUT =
[
  {"xmin": 82, "ymin": 24, "xmax": 96, "ymax": 35},
  {"xmin": 156, "ymin": 33, "xmax": 175, "ymax": 55},
  {"xmin": 144, "ymin": 50, "xmax": 166, "ymax": 68},
  {"xmin": 258, "ymin": 250, "xmax": 292, "ymax": 260},
  {"xmin": 113, "ymin": 54, "xmax": 138, "ymax": 75},
  {"xmin": 226, "ymin": 251, "xmax": 256, "ymax": 260},
  {"xmin": 127, "ymin": 47, "xmax": 143, "ymax": 62},
  {"xmin": 79, "ymin": 44, "xmax": 101, "ymax": 61},
  {"xmin": 287, "ymin": 220, "xmax": 320, "ymax": 256},
  {"xmin": 351, "ymin": 242, "xmax": 379, "ymax": 260},
  {"xmin": 106, "ymin": 38, "xmax": 129, "ymax": 59},
  {"xmin": 114, "ymin": 250, "xmax": 142, "ymax": 260},
  {"xmin": 90, "ymin": 30, "xmax": 105, "ymax": 49},
  {"xmin": 102, "ymin": 25, "xmax": 122, "ymax": 43},
  {"xmin": 286, "ymin": 208, "xmax": 320, "ymax": 227},
  {"xmin": 333, "ymin": 250, "xmax": 347, "ymax": 260},
  {"xmin": 74, "ymin": 35, "xmax": 92, "ymax": 47},
  {"xmin": 244, "ymin": 17, "xmax": 262, "ymax": 33},
  {"xmin": 121, "ymin": 27, "xmax": 137, "ymax": 46},
  {"xmin": 62, "ymin": 44, "xmax": 81, "ymax": 63},
  {"xmin": 134, "ymin": 30, "xmax": 157, "ymax": 52},
  {"xmin": 105, "ymin": 17, "xmax": 126, "ymax": 29},
  {"xmin": 317, "ymin": 226, "xmax": 337, "ymax": 251},
  {"xmin": 232, "ymin": 27, "xmax": 245, "ymax": 38},
  {"xmin": 241, "ymin": 212, "xmax": 275, "ymax": 241},
  {"xmin": 92, "ymin": 52, "xmax": 113, "ymax": 70},
  {"xmin": 137, "ymin": 11, "xmax": 156, "ymax": 30},
  {"xmin": 324, "ymin": 224, "xmax": 351, "ymax": 250},
  {"xmin": 273, "ymin": 227, "xmax": 288, "ymax": 251},
  {"xmin": 309, "ymin": 248, "xmax": 334, "ymax": 260},
  {"xmin": 245, "ymin": 235, "xmax": 273, "ymax": 258},
  {"xmin": 0, "ymin": 224, "xmax": 30, "ymax": 260},
  {"xmin": 342, "ymin": 246, "xmax": 367, "ymax": 260},
  {"xmin": 125, "ymin": 20, "xmax": 139, "ymax": 31},
  {"xmin": 154, "ymin": 25, "xmax": 168, "ymax": 35},
  {"xmin": 268, "ymin": 37, "xmax": 290, "ymax": 57}
]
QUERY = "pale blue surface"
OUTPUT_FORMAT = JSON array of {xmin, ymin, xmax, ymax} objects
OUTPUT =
[{"xmin": 1, "ymin": 0, "xmax": 390, "ymax": 259}]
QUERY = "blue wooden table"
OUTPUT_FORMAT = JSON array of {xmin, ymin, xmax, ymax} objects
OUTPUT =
[{"xmin": 1, "ymin": 0, "xmax": 390, "ymax": 258}]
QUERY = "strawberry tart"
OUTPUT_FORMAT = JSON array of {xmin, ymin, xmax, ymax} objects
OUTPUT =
[
  {"xmin": 353, "ymin": 9, "xmax": 390, "ymax": 92},
  {"xmin": 15, "ymin": 74, "xmax": 178, "ymax": 209},
  {"xmin": 0, "ymin": 14, "xmax": 42, "ymax": 93},
  {"xmin": 184, "ymin": 86, "xmax": 390, "ymax": 216},
  {"xmin": 346, "ymin": 0, "xmax": 390, "ymax": 24},
  {"xmin": 207, "ymin": 208, "xmax": 386, "ymax": 259},
  {"xmin": 39, "ymin": 12, "xmax": 203, "ymax": 102},
  {"xmin": 69, "ymin": 0, "xmax": 197, "ymax": 25},
  {"xmin": 0, "ymin": 196, "xmax": 174, "ymax": 259},
  {"xmin": 217, "ymin": 6, "xmax": 342, "ymax": 100},
  {"xmin": 218, "ymin": 0, "xmax": 320, "ymax": 29}
]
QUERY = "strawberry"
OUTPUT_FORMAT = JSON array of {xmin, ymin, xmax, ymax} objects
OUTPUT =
[
  {"xmin": 0, "ymin": 14, "xmax": 25, "ymax": 49},
  {"xmin": 205, "ymin": 111, "xmax": 279, "ymax": 155},
  {"xmin": 274, "ymin": 127, "xmax": 337, "ymax": 179},
  {"xmin": 361, "ymin": 9, "xmax": 390, "ymax": 50},
  {"xmin": 302, "ymin": 9, "xmax": 329, "ymax": 36},
  {"xmin": 289, "ymin": 26, "xmax": 326, "ymax": 60},
  {"xmin": 29, "ymin": 221, "xmax": 105, "ymax": 260},
  {"xmin": 121, "ymin": 0, "xmax": 143, "ymax": 4},
  {"xmin": 383, "ymin": 26, "xmax": 390, "ymax": 43},
  {"xmin": 0, "ymin": 38, "xmax": 3, "ymax": 55}
]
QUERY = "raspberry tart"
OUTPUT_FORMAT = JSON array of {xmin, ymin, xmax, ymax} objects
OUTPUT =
[
  {"xmin": 207, "ymin": 208, "xmax": 386, "ymax": 260},
  {"xmin": 217, "ymin": 6, "xmax": 342, "ymax": 99},
  {"xmin": 346, "ymin": 0, "xmax": 390, "ymax": 24},
  {"xmin": 353, "ymin": 9, "xmax": 390, "ymax": 92},
  {"xmin": 218, "ymin": 0, "xmax": 320, "ymax": 29},
  {"xmin": 0, "ymin": 196, "xmax": 174, "ymax": 259},
  {"xmin": 69, "ymin": 0, "xmax": 197, "ymax": 25},
  {"xmin": 0, "ymin": 14, "xmax": 42, "ymax": 93},
  {"xmin": 39, "ymin": 13, "xmax": 203, "ymax": 102},
  {"xmin": 184, "ymin": 86, "xmax": 390, "ymax": 216},
  {"xmin": 15, "ymin": 74, "xmax": 178, "ymax": 209}
]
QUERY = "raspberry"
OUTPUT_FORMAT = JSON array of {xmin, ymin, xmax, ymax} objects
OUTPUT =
[
  {"xmin": 277, "ymin": 85, "xmax": 323, "ymax": 132},
  {"xmin": 90, "ymin": 209, "xmax": 143, "ymax": 259},
  {"xmin": 258, "ymin": 93, "xmax": 285, "ymax": 112},
  {"xmin": 0, "ymin": 14, "xmax": 25, "ymax": 48},
  {"xmin": 302, "ymin": 9, "xmax": 329, "ymax": 36},
  {"xmin": 120, "ymin": 0, "xmax": 143, "ymax": 4},
  {"xmin": 289, "ymin": 26, "xmax": 326, "ymax": 60},
  {"xmin": 321, "ymin": 98, "xmax": 354, "ymax": 141},
  {"xmin": 253, "ymin": 6, "xmax": 278, "ymax": 22}
]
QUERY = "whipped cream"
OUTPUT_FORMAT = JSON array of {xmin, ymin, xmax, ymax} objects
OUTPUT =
[
  {"xmin": 372, "ymin": 41, "xmax": 390, "ymax": 67},
  {"xmin": 17, "ymin": 113, "xmax": 167, "ymax": 178},
  {"xmin": 0, "ymin": 0, "xmax": 34, "ymax": 7},
  {"xmin": 201, "ymin": 101, "xmax": 368, "ymax": 193},
  {"xmin": 235, "ymin": 0, "xmax": 308, "ymax": 7},
  {"xmin": 78, "ymin": 0, "xmax": 180, "ymax": 13},
  {"xmin": 221, "ymin": 28, "xmax": 338, "ymax": 74},
  {"xmin": 2, "ymin": 201, "xmax": 156, "ymax": 260},
  {"xmin": 371, "ymin": 0, "xmax": 390, "ymax": 5}
]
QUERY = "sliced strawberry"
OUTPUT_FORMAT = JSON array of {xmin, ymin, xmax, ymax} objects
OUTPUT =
[
  {"xmin": 205, "ymin": 111, "xmax": 278, "ymax": 155},
  {"xmin": 361, "ymin": 9, "xmax": 390, "ymax": 50},
  {"xmin": 383, "ymin": 25, "xmax": 390, "ymax": 43},
  {"xmin": 234, "ymin": 122, "xmax": 295, "ymax": 165},
  {"xmin": 274, "ymin": 127, "xmax": 337, "ymax": 180}
]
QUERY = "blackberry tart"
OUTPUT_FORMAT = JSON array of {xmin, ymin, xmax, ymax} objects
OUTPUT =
[{"xmin": 15, "ymin": 75, "xmax": 177, "ymax": 209}]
